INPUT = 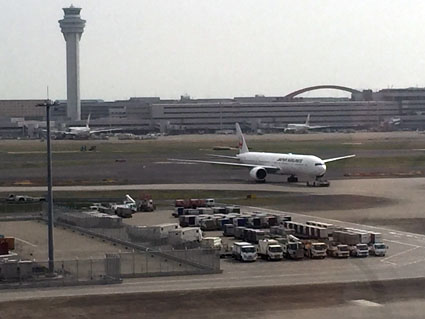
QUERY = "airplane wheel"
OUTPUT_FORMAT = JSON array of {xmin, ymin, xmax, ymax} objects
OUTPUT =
[{"xmin": 287, "ymin": 176, "xmax": 298, "ymax": 183}]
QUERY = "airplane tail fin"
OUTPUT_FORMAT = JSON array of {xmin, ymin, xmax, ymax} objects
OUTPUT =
[
  {"xmin": 235, "ymin": 123, "xmax": 249, "ymax": 154},
  {"xmin": 86, "ymin": 113, "xmax": 91, "ymax": 128},
  {"xmin": 305, "ymin": 114, "xmax": 310, "ymax": 126}
]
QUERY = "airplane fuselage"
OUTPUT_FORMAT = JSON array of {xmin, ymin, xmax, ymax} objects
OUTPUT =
[{"xmin": 237, "ymin": 152, "xmax": 326, "ymax": 178}]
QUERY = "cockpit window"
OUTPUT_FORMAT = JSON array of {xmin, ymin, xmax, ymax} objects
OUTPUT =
[{"xmin": 315, "ymin": 163, "xmax": 324, "ymax": 166}]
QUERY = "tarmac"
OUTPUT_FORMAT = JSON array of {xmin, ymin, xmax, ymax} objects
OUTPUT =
[{"xmin": 0, "ymin": 177, "xmax": 424, "ymax": 318}]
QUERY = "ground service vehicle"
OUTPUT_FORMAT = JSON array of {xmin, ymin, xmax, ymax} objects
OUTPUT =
[
  {"xmin": 6, "ymin": 194, "xmax": 45, "ymax": 202},
  {"xmin": 278, "ymin": 236, "xmax": 304, "ymax": 259},
  {"xmin": 327, "ymin": 244, "xmax": 349, "ymax": 258},
  {"xmin": 258, "ymin": 239, "xmax": 283, "ymax": 260},
  {"xmin": 369, "ymin": 243, "xmax": 388, "ymax": 256},
  {"xmin": 137, "ymin": 194, "xmax": 155, "ymax": 212},
  {"xmin": 304, "ymin": 241, "xmax": 327, "ymax": 259},
  {"xmin": 232, "ymin": 242, "xmax": 257, "ymax": 262},
  {"xmin": 349, "ymin": 243, "xmax": 369, "ymax": 257}
]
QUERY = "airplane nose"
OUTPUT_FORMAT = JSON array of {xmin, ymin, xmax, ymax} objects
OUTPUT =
[{"xmin": 317, "ymin": 164, "xmax": 326, "ymax": 177}]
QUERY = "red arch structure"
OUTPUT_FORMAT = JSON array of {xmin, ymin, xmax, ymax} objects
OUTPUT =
[{"xmin": 284, "ymin": 85, "xmax": 361, "ymax": 100}]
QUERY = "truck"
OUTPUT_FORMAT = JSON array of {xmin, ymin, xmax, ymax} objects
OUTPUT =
[
  {"xmin": 110, "ymin": 194, "xmax": 137, "ymax": 217},
  {"xmin": 327, "ymin": 243, "xmax": 350, "ymax": 258},
  {"xmin": 303, "ymin": 241, "xmax": 327, "ymax": 259},
  {"xmin": 137, "ymin": 194, "xmax": 155, "ymax": 212},
  {"xmin": 349, "ymin": 243, "xmax": 369, "ymax": 257},
  {"xmin": 369, "ymin": 242, "xmax": 388, "ymax": 256},
  {"xmin": 277, "ymin": 235, "xmax": 304, "ymax": 260},
  {"xmin": 6, "ymin": 194, "xmax": 45, "ymax": 202},
  {"xmin": 258, "ymin": 239, "xmax": 283, "ymax": 261},
  {"xmin": 232, "ymin": 242, "xmax": 257, "ymax": 262}
]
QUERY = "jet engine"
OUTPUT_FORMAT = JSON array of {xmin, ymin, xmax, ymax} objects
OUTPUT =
[{"xmin": 249, "ymin": 167, "xmax": 267, "ymax": 182}]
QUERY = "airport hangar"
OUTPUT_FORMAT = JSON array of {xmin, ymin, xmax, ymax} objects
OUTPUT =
[{"xmin": 2, "ymin": 86, "xmax": 425, "ymax": 137}]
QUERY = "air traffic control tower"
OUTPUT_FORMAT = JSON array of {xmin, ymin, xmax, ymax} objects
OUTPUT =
[{"xmin": 59, "ymin": 5, "xmax": 86, "ymax": 121}]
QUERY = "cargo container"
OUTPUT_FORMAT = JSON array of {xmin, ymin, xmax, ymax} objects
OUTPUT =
[
  {"xmin": 172, "ymin": 207, "xmax": 184, "ymax": 217},
  {"xmin": 168, "ymin": 227, "xmax": 202, "ymax": 245},
  {"xmin": 248, "ymin": 216, "xmax": 262, "ymax": 229},
  {"xmin": 233, "ymin": 217, "xmax": 248, "ymax": 227},
  {"xmin": 250, "ymin": 229, "xmax": 265, "ymax": 243},
  {"xmin": 306, "ymin": 221, "xmax": 336, "ymax": 236},
  {"xmin": 178, "ymin": 215, "xmax": 196, "ymax": 227},
  {"xmin": 369, "ymin": 232, "xmax": 383, "ymax": 244},
  {"xmin": 226, "ymin": 206, "xmax": 241, "ymax": 214},
  {"xmin": 205, "ymin": 198, "xmax": 215, "ymax": 207},
  {"xmin": 223, "ymin": 224, "xmax": 235, "ymax": 237},
  {"xmin": 201, "ymin": 236, "xmax": 222, "ymax": 249},
  {"xmin": 213, "ymin": 207, "xmax": 227, "ymax": 214},
  {"xmin": 198, "ymin": 207, "xmax": 213, "ymax": 215},
  {"xmin": 216, "ymin": 218, "xmax": 230, "ymax": 230},
  {"xmin": 276, "ymin": 215, "xmax": 292, "ymax": 224},
  {"xmin": 261, "ymin": 216, "xmax": 278, "ymax": 228},
  {"xmin": 234, "ymin": 226, "xmax": 247, "ymax": 240},
  {"xmin": 200, "ymin": 218, "xmax": 217, "ymax": 231}
]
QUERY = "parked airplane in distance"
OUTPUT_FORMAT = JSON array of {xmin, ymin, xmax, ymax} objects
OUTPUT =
[
  {"xmin": 281, "ymin": 114, "xmax": 330, "ymax": 133},
  {"xmin": 52, "ymin": 114, "xmax": 122, "ymax": 139},
  {"xmin": 171, "ymin": 123, "xmax": 355, "ymax": 186}
]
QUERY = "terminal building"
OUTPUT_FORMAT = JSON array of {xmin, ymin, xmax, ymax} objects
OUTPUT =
[{"xmin": 1, "ymin": 86, "xmax": 425, "ymax": 137}]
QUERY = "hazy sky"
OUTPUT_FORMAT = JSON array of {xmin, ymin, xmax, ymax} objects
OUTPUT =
[{"xmin": 1, "ymin": 0, "xmax": 425, "ymax": 100}]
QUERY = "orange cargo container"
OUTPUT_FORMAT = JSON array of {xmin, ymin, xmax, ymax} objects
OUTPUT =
[{"xmin": 4, "ymin": 237, "xmax": 15, "ymax": 250}]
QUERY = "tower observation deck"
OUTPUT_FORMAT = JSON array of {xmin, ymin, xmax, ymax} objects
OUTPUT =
[{"xmin": 59, "ymin": 5, "xmax": 86, "ymax": 121}]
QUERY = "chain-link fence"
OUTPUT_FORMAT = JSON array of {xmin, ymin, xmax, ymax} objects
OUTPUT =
[
  {"xmin": 0, "ymin": 248, "xmax": 219, "ymax": 288},
  {"xmin": 0, "ymin": 256, "xmax": 119, "ymax": 287},
  {"xmin": 0, "ymin": 202, "xmax": 43, "ymax": 214}
]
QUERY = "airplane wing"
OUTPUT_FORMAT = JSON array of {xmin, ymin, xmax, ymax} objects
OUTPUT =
[
  {"xmin": 89, "ymin": 128, "xmax": 123, "ymax": 134},
  {"xmin": 323, "ymin": 154, "xmax": 356, "ymax": 163},
  {"xmin": 308, "ymin": 125, "xmax": 330, "ymax": 130},
  {"xmin": 169, "ymin": 158, "xmax": 280, "ymax": 173},
  {"xmin": 206, "ymin": 154, "xmax": 239, "ymax": 159}
]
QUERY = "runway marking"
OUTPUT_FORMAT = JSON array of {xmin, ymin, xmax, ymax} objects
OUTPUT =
[
  {"xmin": 14, "ymin": 237, "xmax": 38, "ymax": 247},
  {"xmin": 350, "ymin": 299, "xmax": 382, "ymax": 307},
  {"xmin": 398, "ymin": 257, "xmax": 425, "ymax": 267},
  {"xmin": 122, "ymin": 272, "xmax": 308, "ymax": 286},
  {"xmin": 380, "ymin": 246, "xmax": 420, "ymax": 265},
  {"xmin": 385, "ymin": 239, "xmax": 421, "ymax": 248}
]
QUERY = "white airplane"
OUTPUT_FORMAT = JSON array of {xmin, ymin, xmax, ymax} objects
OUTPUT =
[
  {"xmin": 171, "ymin": 123, "xmax": 355, "ymax": 186},
  {"xmin": 283, "ymin": 114, "xmax": 330, "ymax": 133},
  {"xmin": 53, "ymin": 114, "xmax": 122, "ymax": 139}
]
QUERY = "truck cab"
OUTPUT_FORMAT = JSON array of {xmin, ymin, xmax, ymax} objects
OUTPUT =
[
  {"xmin": 328, "ymin": 244, "xmax": 349, "ymax": 258},
  {"xmin": 369, "ymin": 243, "xmax": 388, "ymax": 256},
  {"xmin": 304, "ymin": 242, "xmax": 327, "ymax": 259},
  {"xmin": 282, "ymin": 241, "xmax": 304, "ymax": 260},
  {"xmin": 350, "ymin": 243, "xmax": 369, "ymax": 257},
  {"xmin": 232, "ymin": 242, "xmax": 257, "ymax": 262},
  {"xmin": 258, "ymin": 239, "xmax": 283, "ymax": 261}
]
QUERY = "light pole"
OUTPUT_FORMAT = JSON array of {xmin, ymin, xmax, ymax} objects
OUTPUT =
[{"xmin": 37, "ymin": 99, "xmax": 58, "ymax": 273}]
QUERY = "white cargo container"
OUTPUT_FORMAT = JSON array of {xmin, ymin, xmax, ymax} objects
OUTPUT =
[
  {"xmin": 168, "ymin": 227, "xmax": 203, "ymax": 245},
  {"xmin": 157, "ymin": 223, "xmax": 180, "ymax": 239},
  {"xmin": 201, "ymin": 237, "xmax": 222, "ymax": 249}
]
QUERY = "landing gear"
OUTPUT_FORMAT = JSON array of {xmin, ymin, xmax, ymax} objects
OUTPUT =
[
  {"xmin": 287, "ymin": 175, "xmax": 298, "ymax": 183},
  {"xmin": 307, "ymin": 178, "xmax": 330, "ymax": 187}
]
